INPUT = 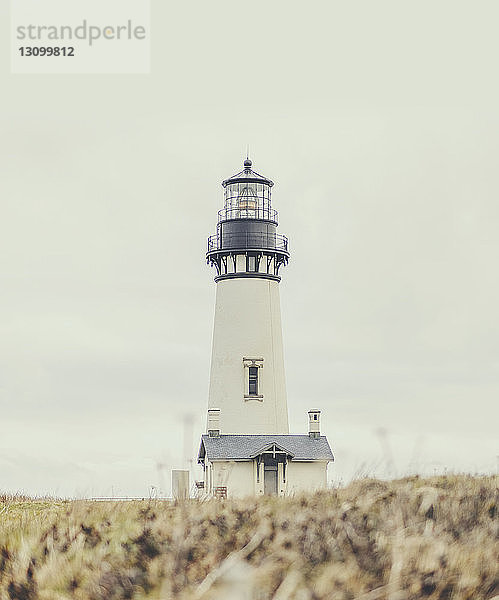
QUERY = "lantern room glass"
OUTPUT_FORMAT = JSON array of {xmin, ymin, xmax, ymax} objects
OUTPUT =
[{"xmin": 223, "ymin": 181, "xmax": 272, "ymax": 220}]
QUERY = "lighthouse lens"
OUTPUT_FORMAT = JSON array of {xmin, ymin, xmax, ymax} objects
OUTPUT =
[
  {"xmin": 223, "ymin": 180, "xmax": 273, "ymax": 221},
  {"xmin": 238, "ymin": 185, "xmax": 258, "ymax": 213}
]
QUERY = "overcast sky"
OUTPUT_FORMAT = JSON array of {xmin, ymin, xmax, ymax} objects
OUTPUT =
[{"xmin": 1, "ymin": 0, "xmax": 498, "ymax": 497}]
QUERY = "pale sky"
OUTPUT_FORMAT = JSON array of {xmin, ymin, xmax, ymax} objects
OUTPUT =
[{"xmin": 1, "ymin": 0, "xmax": 498, "ymax": 497}]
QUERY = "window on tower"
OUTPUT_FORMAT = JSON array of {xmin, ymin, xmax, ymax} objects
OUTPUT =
[
  {"xmin": 243, "ymin": 358, "xmax": 264, "ymax": 401},
  {"xmin": 248, "ymin": 367, "xmax": 258, "ymax": 396}
]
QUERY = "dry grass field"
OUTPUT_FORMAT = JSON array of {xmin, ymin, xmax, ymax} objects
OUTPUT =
[{"xmin": 0, "ymin": 475, "xmax": 497, "ymax": 600}]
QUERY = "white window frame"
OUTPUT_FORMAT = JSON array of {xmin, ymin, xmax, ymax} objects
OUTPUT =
[{"xmin": 243, "ymin": 357, "xmax": 264, "ymax": 401}]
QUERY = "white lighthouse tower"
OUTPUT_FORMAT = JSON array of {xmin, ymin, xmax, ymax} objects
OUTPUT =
[
  {"xmin": 206, "ymin": 158, "xmax": 289, "ymax": 435},
  {"xmin": 198, "ymin": 159, "xmax": 333, "ymax": 498}
]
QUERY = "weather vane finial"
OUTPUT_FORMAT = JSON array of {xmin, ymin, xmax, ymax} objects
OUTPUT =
[{"xmin": 244, "ymin": 145, "xmax": 252, "ymax": 169}]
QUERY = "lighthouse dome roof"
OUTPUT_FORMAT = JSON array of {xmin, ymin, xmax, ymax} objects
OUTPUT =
[{"xmin": 222, "ymin": 159, "xmax": 274, "ymax": 188}]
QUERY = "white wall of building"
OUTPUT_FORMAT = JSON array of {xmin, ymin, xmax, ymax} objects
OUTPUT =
[
  {"xmin": 286, "ymin": 461, "xmax": 328, "ymax": 494},
  {"xmin": 211, "ymin": 460, "xmax": 255, "ymax": 498},
  {"xmin": 208, "ymin": 277, "xmax": 289, "ymax": 434},
  {"xmin": 172, "ymin": 470, "xmax": 190, "ymax": 500},
  {"xmin": 205, "ymin": 459, "xmax": 329, "ymax": 498}
]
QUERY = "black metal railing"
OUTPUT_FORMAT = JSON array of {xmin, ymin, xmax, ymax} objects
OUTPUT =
[
  {"xmin": 207, "ymin": 232, "xmax": 288, "ymax": 253},
  {"xmin": 218, "ymin": 207, "xmax": 278, "ymax": 222}
]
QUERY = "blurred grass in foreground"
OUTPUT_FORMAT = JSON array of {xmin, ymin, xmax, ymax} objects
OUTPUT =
[{"xmin": 0, "ymin": 475, "xmax": 497, "ymax": 599}]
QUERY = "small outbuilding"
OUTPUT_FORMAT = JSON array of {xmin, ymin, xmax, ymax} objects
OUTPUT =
[{"xmin": 198, "ymin": 415, "xmax": 334, "ymax": 498}]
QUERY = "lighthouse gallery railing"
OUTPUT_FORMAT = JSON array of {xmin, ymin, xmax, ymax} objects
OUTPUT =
[
  {"xmin": 218, "ymin": 207, "xmax": 278, "ymax": 223},
  {"xmin": 207, "ymin": 232, "xmax": 289, "ymax": 253}
]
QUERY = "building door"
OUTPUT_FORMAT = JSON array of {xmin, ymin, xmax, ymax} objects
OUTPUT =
[{"xmin": 264, "ymin": 464, "xmax": 278, "ymax": 495}]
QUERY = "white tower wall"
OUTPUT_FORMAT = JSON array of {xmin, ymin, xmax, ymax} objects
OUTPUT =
[{"xmin": 208, "ymin": 277, "xmax": 289, "ymax": 434}]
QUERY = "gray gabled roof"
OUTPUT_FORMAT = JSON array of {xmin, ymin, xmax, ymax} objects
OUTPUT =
[{"xmin": 198, "ymin": 434, "xmax": 334, "ymax": 463}]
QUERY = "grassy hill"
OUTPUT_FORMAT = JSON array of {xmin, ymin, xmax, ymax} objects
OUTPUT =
[{"xmin": 0, "ymin": 475, "xmax": 497, "ymax": 599}]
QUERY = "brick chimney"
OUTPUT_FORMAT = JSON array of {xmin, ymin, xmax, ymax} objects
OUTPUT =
[
  {"xmin": 207, "ymin": 409, "xmax": 221, "ymax": 437},
  {"xmin": 308, "ymin": 409, "xmax": 321, "ymax": 439}
]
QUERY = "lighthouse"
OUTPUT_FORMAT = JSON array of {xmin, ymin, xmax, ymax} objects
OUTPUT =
[
  {"xmin": 198, "ymin": 159, "xmax": 333, "ymax": 498},
  {"xmin": 206, "ymin": 158, "xmax": 289, "ymax": 435}
]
